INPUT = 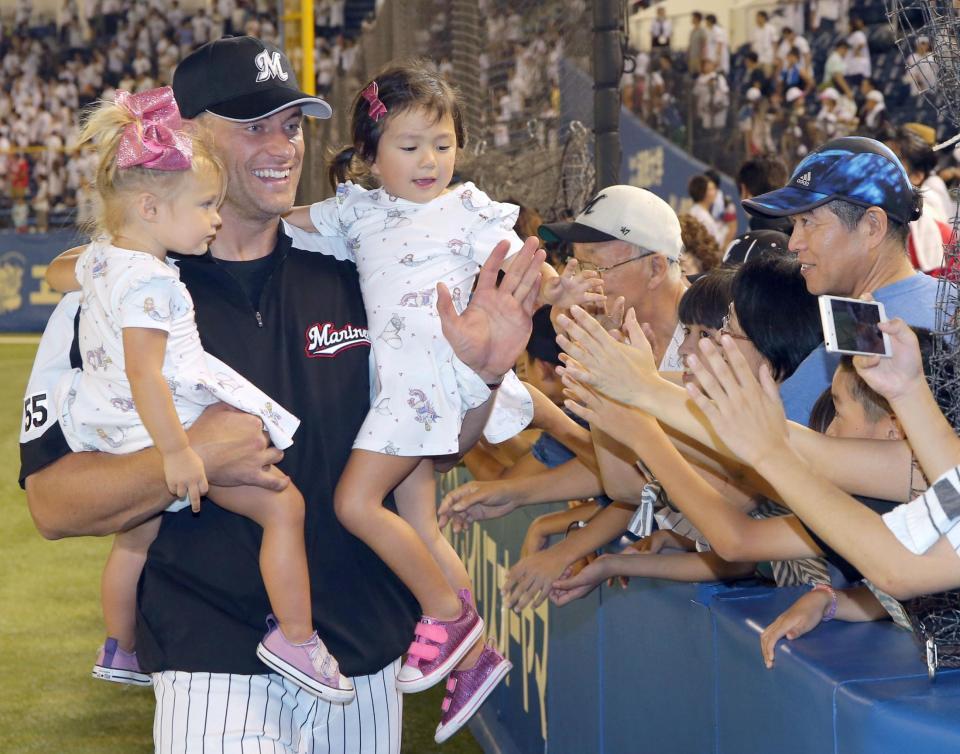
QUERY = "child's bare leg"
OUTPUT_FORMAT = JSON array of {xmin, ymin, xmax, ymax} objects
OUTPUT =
[
  {"xmin": 394, "ymin": 460, "xmax": 470, "ymax": 592},
  {"xmin": 101, "ymin": 517, "xmax": 161, "ymax": 651},
  {"xmin": 334, "ymin": 450, "xmax": 461, "ymax": 620},
  {"xmin": 394, "ymin": 460, "xmax": 484, "ymax": 668},
  {"xmin": 210, "ymin": 469, "xmax": 312, "ymax": 643}
]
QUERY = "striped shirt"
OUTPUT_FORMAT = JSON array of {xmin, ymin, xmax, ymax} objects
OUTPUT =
[{"xmin": 883, "ymin": 465, "xmax": 960, "ymax": 555}]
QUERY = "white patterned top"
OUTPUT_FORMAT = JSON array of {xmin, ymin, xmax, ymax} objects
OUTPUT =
[
  {"xmin": 52, "ymin": 242, "xmax": 300, "ymax": 479},
  {"xmin": 307, "ymin": 182, "xmax": 533, "ymax": 456}
]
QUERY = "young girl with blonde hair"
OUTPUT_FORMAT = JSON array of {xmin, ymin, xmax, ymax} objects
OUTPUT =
[{"xmin": 46, "ymin": 87, "xmax": 353, "ymax": 703}]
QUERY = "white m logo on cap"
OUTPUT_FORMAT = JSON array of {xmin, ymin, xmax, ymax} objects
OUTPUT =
[{"xmin": 254, "ymin": 49, "xmax": 289, "ymax": 83}]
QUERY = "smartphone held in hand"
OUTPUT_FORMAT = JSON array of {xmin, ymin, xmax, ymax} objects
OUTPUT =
[{"xmin": 818, "ymin": 295, "xmax": 892, "ymax": 358}]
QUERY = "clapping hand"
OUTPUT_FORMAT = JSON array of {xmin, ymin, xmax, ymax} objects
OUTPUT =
[
  {"xmin": 541, "ymin": 258, "xmax": 605, "ymax": 312},
  {"xmin": 556, "ymin": 306, "xmax": 660, "ymax": 407},
  {"xmin": 683, "ymin": 335, "xmax": 792, "ymax": 470}
]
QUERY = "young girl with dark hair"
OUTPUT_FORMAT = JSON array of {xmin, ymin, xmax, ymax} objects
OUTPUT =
[{"xmin": 285, "ymin": 60, "xmax": 600, "ymax": 741}]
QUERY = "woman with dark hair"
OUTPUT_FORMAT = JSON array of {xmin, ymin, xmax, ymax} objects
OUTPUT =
[{"xmin": 729, "ymin": 254, "xmax": 823, "ymax": 382}]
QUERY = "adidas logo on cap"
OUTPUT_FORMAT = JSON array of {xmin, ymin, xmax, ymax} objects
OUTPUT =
[{"xmin": 796, "ymin": 171, "xmax": 812, "ymax": 188}]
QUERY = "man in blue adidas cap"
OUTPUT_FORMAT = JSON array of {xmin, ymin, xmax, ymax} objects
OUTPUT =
[{"xmin": 743, "ymin": 135, "xmax": 939, "ymax": 424}]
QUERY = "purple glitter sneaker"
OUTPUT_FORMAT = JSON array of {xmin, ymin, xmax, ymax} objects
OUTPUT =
[
  {"xmin": 256, "ymin": 615, "xmax": 355, "ymax": 703},
  {"xmin": 395, "ymin": 589, "xmax": 484, "ymax": 694},
  {"xmin": 91, "ymin": 637, "xmax": 152, "ymax": 686},
  {"xmin": 434, "ymin": 640, "xmax": 512, "ymax": 744}
]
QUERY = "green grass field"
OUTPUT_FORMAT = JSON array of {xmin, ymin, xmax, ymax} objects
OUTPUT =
[{"xmin": 0, "ymin": 340, "xmax": 481, "ymax": 753}]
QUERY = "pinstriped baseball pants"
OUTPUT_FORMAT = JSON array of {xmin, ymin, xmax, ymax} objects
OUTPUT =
[{"xmin": 152, "ymin": 659, "xmax": 402, "ymax": 753}]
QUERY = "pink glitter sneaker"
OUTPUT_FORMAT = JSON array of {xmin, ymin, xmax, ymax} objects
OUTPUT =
[
  {"xmin": 92, "ymin": 637, "xmax": 152, "ymax": 686},
  {"xmin": 395, "ymin": 589, "xmax": 484, "ymax": 694},
  {"xmin": 434, "ymin": 640, "xmax": 512, "ymax": 744}
]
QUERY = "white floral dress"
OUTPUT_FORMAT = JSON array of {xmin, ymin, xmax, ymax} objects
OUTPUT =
[
  {"xmin": 308, "ymin": 182, "xmax": 533, "ymax": 456},
  {"xmin": 52, "ymin": 242, "xmax": 300, "ymax": 510}
]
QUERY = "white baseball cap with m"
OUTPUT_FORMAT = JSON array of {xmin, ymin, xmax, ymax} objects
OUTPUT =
[{"xmin": 538, "ymin": 185, "xmax": 684, "ymax": 261}]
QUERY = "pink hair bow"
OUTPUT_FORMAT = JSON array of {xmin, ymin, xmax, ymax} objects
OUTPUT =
[
  {"xmin": 115, "ymin": 87, "xmax": 193, "ymax": 171},
  {"xmin": 361, "ymin": 81, "xmax": 388, "ymax": 122}
]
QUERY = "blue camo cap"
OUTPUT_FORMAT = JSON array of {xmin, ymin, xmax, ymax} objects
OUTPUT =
[{"xmin": 743, "ymin": 137, "xmax": 921, "ymax": 225}]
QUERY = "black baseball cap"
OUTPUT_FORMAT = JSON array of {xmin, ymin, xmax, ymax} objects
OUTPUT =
[
  {"xmin": 173, "ymin": 36, "xmax": 332, "ymax": 121},
  {"xmin": 722, "ymin": 229, "xmax": 790, "ymax": 265},
  {"xmin": 743, "ymin": 136, "xmax": 921, "ymax": 225}
]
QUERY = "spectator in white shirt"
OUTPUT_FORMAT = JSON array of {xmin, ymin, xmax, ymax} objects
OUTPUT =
[
  {"xmin": 905, "ymin": 36, "xmax": 938, "ymax": 96},
  {"xmin": 822, "ymin": 39, "xmax": 854, "ymax": 97},
  {"xmin": 704, "ymin": 15, "xmax": 730, "ymax": 74},
  {"xmin": 750, "ymin": 11, "xmax": 778, "ymax": 70},
  {"xmin": 814, "ymin": 0, "xmax": 845, "ymax": 34},
  {"xmin": 845, "ymin": 17, "xmax": 872, "ymax": 84},
  {"xmin": 688, "ymin": 174, "xmax": 728, "ymax": 248},
  {"xmin": 132, "ymin": 49, "xmax": 151, "ymax": 78},
  {"xmin": 816, "ymin": 89, "xmax": 840, "ymax": 140},
  {"xmin": 191, "ymin": 8, "xmax": 213, "ymax": 46},
  {"xmin": 693, "ymin": 60, "xmax": 730, "ymax": 160},
  {"xmin": 862, "ymin": 90, "xmax": 887, "ymax": 133},
  {"xmin": 651, "ymin": 5, "xmax": 672, "ymax": 50},
  {"xmin": 776, "ymin": 27, "xmax": 811, "ymax": 71},
  {"xmin": 328, "ymin": 0, "xmax": 346, "ymax": 32}
]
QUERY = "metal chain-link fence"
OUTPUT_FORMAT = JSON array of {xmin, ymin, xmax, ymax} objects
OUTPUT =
[
  {"xmin": 885, "ymin": 0, "xmax": 960, "ymax": 430},
  {"xmin": 299, "ymin": 0, "xmax": 599, "ymax": 227}
]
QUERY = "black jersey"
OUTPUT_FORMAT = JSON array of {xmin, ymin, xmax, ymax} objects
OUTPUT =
[{"xmin": 20, "ymin": 227, "xmax": 419, "ymax": 676}]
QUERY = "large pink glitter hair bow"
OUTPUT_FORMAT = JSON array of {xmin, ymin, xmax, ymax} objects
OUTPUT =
[
  {"xmin": 115, "ymin": 87, "xmax": 193, "ymax": 171},
  {"xmin": 360, "ymin": 81, "xmax": 388, "ymax": 122}
]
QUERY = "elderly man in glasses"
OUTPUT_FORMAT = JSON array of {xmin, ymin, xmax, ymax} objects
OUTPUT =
[{"xmin": 539, "ymin": 185, "xmax": 688, "ymax": 371}]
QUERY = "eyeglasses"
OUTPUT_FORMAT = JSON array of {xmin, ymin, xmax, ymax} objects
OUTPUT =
[
  {"xmin": 570, "ymin": 250, "xmax": 656, "ymax": 276},
  {"xmin": 719, "ymin": 305, "xmax": 751, "ymax": 341}
]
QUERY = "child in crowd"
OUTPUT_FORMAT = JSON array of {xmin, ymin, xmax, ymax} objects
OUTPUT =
[
  {"xmin": 44, "ymin": 88, "xmax": 354, "ymax": 703},
  {"xmin": 283, "ymin": 61, "xmax": 601, "ymax": 742}
]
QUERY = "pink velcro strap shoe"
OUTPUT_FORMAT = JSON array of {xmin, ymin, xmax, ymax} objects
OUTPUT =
[
  {"xmin": 395, "ymin": 589, "xmax": 484, "ymax": 694},
  {"xmin": 434, "ymin": 640, "xmax": 512, "ymax": 743}
]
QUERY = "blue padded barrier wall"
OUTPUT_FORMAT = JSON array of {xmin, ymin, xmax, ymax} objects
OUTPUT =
[
  {"xmin": 836, "ymin": 674, "xmax": 960, "ymax": 753},
  {"xmin": 0, "ymin": 230, "xmax": 77, "ymax": 331},
  {"xmin": 446, "ymin": 491, "xmax": 960, "ymax": 754},
  {"xmin": 599, "ymin": 580, "xmax": 723, "ymax": 754}
]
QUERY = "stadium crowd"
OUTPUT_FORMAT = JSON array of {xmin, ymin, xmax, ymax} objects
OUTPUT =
[
  {"xmin": 0, "ymin": 0, "xmax": 367, "ymax": 231},
  {"xmin": 624, "ymin": 3, "xmax": 954, "ymax": 193}
]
